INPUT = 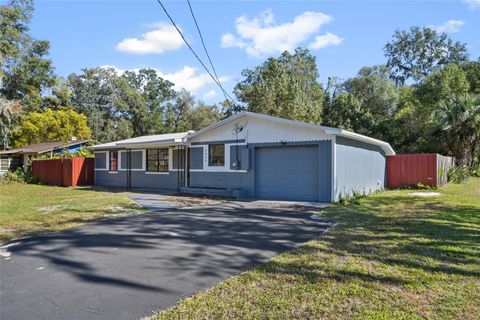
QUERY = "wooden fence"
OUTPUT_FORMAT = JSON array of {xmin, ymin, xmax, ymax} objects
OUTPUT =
[
  {"xmin": 31, "ymin": 157, "xmax": 94, "ymax": 187},
  {"xmin": 387, "ymin": 153, "xmax": 454, "ymax": 189}
]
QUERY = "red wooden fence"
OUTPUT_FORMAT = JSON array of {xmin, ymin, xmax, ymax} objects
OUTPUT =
[
  {"xmin": 32, "ymin": 157, "xmax": 94, "ymax": 187},
  {"xmin": 387, "ymin": 153, "xmax": 453, "ymax": 189}
]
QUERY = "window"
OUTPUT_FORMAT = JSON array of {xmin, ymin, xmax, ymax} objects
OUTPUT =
[
  {"xmin": 209, "ymin": 144, "xmax": 225, "ymax": 166},
  {"xmin": 0, "ymin": 158, "xmax": 10, "ymax": 171},
  {"xmin": 147, "ymin": 149, "xmax": 169, "ymax": 172},
  {"xmin": 109, "ymin": 151, "xmax": 118, "ymax": 171}
]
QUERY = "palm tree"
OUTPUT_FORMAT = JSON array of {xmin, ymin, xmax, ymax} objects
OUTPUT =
[
  {"xmin": 0, "ymin": 99, "xmax": 21, "ymax": 150},
  {"xmin": 437, "ymin": 94, "xmax": 480, "ymax": 166}
]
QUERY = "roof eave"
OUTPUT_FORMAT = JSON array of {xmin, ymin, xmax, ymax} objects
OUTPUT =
[{"xmin": 324, "ymin": 128, "xmax": 396, "ymax": 156}]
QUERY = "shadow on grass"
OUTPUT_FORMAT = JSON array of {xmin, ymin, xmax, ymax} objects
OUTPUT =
[{"xmin": 260, "ymin": 193, "xmax": 480, "ymax": 285}]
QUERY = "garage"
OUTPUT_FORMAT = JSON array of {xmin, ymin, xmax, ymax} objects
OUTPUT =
[{"xmin": 255, "ymin": 145, "xmax": 318, "ymax": 201}]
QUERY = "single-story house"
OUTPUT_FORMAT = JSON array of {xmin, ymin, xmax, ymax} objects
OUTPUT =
[
  {"xmin": 0, "ymin": 139, "xmax": 90, "ymax": 175},
  {"xmin": 90, "ymin": 112, "xmax": 394, "ymax": 202}
]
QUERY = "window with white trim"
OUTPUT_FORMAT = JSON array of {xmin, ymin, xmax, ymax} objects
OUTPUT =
[
  {"xmin": 147, "ymin": 149, "xmax": 169, "ymax": 172},
  {"xmin": 209, "ymin": 144, "xmax": 225, "ymax": 166}
]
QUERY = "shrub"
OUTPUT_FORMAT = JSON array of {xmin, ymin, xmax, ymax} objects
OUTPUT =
[
  {"xmin": 448, "ymin": 167, "xmax": 469, "ymax": 183},
  {"xmin": 415, "ymin": 182, "xmax": 432, "ymax": 190},
  {"xmin": 0, "ymin": 171, "xmax": 24, "ymax": 185},
  {"xmin": 469, "ymin": 163, "xmax": 480, "ymax": 177},
  {"xmin": 339, "ymin": 191, "xmax": 367, "ymax": 206}
]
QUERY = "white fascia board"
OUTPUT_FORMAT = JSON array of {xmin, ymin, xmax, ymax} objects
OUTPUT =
[
  {"xmin": 87, "ymin": 143, "xmax": 118, "ymax": 150},
  {"xmin": 116, "ymin": 138, "xmax": 185, "ymax": 148}
]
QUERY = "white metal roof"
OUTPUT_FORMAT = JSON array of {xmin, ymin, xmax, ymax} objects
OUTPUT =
[
  {"xmin": 189, "ymin": 111, "xmax": 396, "ymax": 155},
  {"xmin": 89, "ymin": 132, "xmax": 192, "ymax": 150},
  {"xmin": 89, "ymin": 112, "xmax": 395, "ymax": 155}
]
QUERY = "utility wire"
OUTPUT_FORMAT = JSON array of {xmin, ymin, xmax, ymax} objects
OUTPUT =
[
  {"xmin": 155, "ymin": 0, "xmax": 236, "ymax": 104},
  {"xmin": 186, "ymin": 0, "xmax": 227, "ymax": 102}
]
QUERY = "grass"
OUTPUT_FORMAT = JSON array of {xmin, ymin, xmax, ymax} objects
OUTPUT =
[
  {"xmin": 0, "ymin": 184, "xmax": 143, "ymax": 244},
  {"xmin": 154, "ymin": 178, "xmax": 480, "ymax": 320}
]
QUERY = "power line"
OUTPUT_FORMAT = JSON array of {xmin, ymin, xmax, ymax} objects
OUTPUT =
[
  {"xmin": 186, "ymin": 0, "xmax": 228, "ymax": 102},
  {"xmin": 155, "ymin": 0, "xmax": 236, "ymax": 104}
]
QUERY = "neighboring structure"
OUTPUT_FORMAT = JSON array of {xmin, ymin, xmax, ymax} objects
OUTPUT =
[
  {"xmin": 387, "ymin": 153, "xmax": 454, "ymax": 189},
  {"xmin": 90, "ymin": 112, "xmax": 395, "ymax": 202},
  {"xmin": 0, "ymin": 139, "xmax": 90, "ymax": 175}
]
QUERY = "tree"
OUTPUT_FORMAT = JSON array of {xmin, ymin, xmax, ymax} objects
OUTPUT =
[
  {"xmin": 462, "ymin": 61, "xmax": 480, "ymax": 94},
  {"xmin": 234, "ymin": 48, "xmax": 324, "ymax": 124},
  {"xmin": 435, "ymin": 95, "xmax": 480, "ymax": 166},
  {"xmin": 322, "ymin": 66, "xmax": 399, "ymax": 141},
  {"xmin": 2, "ymin": 40, "xmax": 56, "ymax": 111},
  {"xmin": 322, "ymin": 93, "xmax": 366, "ymax": 131},
  {"xmin": 164, "ymin": 90, "xmax": 194, "ymax": 132},
  {"xmin": 184, "ymin": 103, "xmax": 221, "ymax": 131},
  {"xmin": 344, "ymin": 66, "xmax": 399, "ymax": 138},
  {"xmin": 0, "ymin": 99, "xmax": 21, "ymax": 149},
  {"xmin": 415, "ymin": 63, "xmax": 470, "ymax": 106},
  {"xmin": 13, "ymin": 108, "xmax": 91, "ymax": 147},
  {"xmin": 0, "ymin": 0, "xmax": 55, "ymax": 111},
  {"xmin": 122, "ymin": 68, "xmax": 176, "ymax": 135},
  {"xmin": 0, "ymin": 0, "xmax": 33, "ymax": 74},
  {"xmin": 384, "ymin": 26, "xmax": 468, "ymax": 84},
  {"xmin": 67, "ymin": 67, "xmax": 132, "ymax": 142}
]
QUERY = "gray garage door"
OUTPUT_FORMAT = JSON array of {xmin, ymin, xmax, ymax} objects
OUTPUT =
[{"xmin": 255, "ymin": 145, "xmax": 318, "ymax": 201}]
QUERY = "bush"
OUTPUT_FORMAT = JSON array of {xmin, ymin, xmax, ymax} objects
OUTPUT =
[
  {"xmin": 469, "ymin": 163, "xmax": 480, "ymax": 177},
  {"xmin": 339, "ymin": 191, "xmax": 366, "ymax": 206},
  {"xmin": 448, "ymin": 167, "xmax": 469, "ymax": 184},
  {"xmin": 415, "ymin": 182, "xmax": 433, "ymax": 190},
  {"xmin": 0, "ymin": 171, "xmax": 24, "ymax": 185}
]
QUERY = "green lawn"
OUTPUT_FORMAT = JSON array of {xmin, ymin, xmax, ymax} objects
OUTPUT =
[
  {"xmin": 155, "ymin": 179, "xmax": 480, "ymax": 320},
  {"xmin": 0, "ymin": 184, "xmax": 142, "ymax": 243}
]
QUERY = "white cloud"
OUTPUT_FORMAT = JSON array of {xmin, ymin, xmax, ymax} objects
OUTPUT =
[
  {"xmin": 101, "ymin": 65, "xmax": 229, "ymax": 93},
  {"xmin": 428, "ymin": 20, "xmax": 465, "ymax": 33},
  {"xmin": 115, "ymin": 22, "xmax": 184, "ymax": 54},
  {"xmin": 308, "ymin": 32, "xmax": 344, "ymax": 50},
  {"xmin": 221, "ymin": 10, "xmax": 341, "ymax": 57},
  {"xmin": 157, "ymin": 66, "xmax": 229, "ymax": 93},
  {"xmin": 202, "ymin": 90, "xmax": 218, "ymax": 100},
  {"xmin": 464, "ymin": 0, "xmax": 480, "ymax": 9}
]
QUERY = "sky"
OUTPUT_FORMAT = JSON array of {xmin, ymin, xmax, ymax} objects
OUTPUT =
[{"xmin": 24, "ymin": 0, "xmax": 480, "ymax": 104}]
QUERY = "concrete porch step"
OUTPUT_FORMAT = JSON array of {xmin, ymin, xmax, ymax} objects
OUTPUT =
[{"xmin": 180, "ymin": 187, "xmax": 247, "ymax": 199}]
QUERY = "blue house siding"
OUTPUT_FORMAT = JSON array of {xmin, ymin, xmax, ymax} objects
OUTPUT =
[
  {"xmin": 95, "ymin": 170, "xmax": 180, "ymax": 190},
  {"xmin": 131, "ymin": 171, "xmax": 179, "ymax": 189},
  {"xmin": 188, "ymin": 141, "xmax": 332, "ymax": 201},
  {"xmin": 189, "ymin": 171, "xmax": 255, "ymax": 196},
  {"xmin": 334, "ymin": 136, "xmax": 386, "ymax": 201},
  {"xmin": 95, "ymin": 171, "xmax": 126, "ymax": 188}
]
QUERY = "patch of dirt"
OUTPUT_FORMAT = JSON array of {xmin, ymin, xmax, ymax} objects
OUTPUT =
[
  {"xmin": 409, "ymin": 192, "xmax": 442, "ymax": 197},
  {"xmin": 102, "ymin": 206, "xmax": 144, "ymax": 217},
  {"xmin": 38, "ymin": 205, "xmax": 69, "ymax": 212},
  {"xmin": 0, "ymin": 227, "xmax": 16, "ymax": 233},
  {"xmin": 160, "ymin": 195, "xmax": 227, "ymax": 208}
]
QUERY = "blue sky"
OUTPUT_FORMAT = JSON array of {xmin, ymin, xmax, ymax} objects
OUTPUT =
[{"xmin": 28, "ymin": 0, "xmax": 480, "ymax": 104}]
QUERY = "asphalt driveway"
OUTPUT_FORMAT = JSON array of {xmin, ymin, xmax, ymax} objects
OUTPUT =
[{"xmin": 1, "ymin": 201, "xmax": 331, "ymax": 320}]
